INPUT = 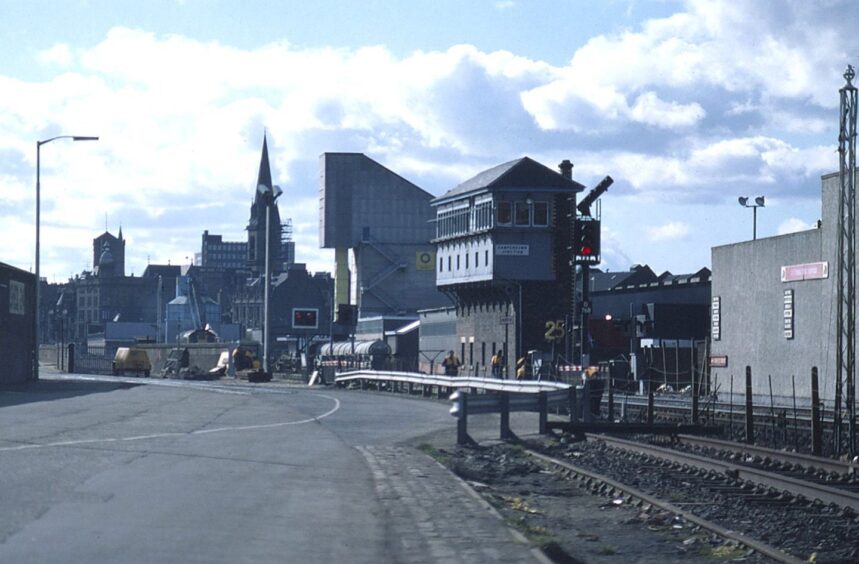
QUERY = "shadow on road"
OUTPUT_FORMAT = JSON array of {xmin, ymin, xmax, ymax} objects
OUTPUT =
[{"xmin": 0, "ymin": 379, "xmax": 139, "ymax": 409}]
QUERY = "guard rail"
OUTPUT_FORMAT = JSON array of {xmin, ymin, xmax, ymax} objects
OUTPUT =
[{"xmin": 334, "ymin": 370, "xmax": 600, "ymax": 445}]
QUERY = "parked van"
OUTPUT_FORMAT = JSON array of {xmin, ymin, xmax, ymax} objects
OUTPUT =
[{"xmin": 113, "ymin": 347, "xmax": 151, "ymax": 377}]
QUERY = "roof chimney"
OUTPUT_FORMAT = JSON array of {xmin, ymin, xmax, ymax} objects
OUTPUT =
[{"xmin": 558, "ymin": 159, "xmax": 573, "ymax": 180}]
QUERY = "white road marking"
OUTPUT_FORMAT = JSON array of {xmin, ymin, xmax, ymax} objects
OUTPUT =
[{"xmin": 0, "ymin": 394, "xmax": 340, "ymax": 453}]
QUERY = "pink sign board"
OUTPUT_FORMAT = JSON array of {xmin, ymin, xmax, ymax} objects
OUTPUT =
[{"xmin": 781, "ymin": 261, "xmax": 828, "ymax": 282}]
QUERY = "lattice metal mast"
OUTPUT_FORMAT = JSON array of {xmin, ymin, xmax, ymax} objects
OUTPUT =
[{"xmin": 836, "ymin": 64, "xmax": 857, "ymax": 456}]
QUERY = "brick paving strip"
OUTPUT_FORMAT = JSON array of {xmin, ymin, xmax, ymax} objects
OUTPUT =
[{"xmin": 357, "ymin": 446, "xmax": 550, "ymax": 563}]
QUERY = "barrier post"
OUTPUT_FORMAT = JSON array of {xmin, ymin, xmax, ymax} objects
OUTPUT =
[
  {"xmin": 457, "ymin": 392, "xmax": 469, "ymax": 446},
  {"xmin": 569, "ymin": 386, "xmax": 578, "ymax": 423},
  {"xmin": 538, "ymin": 391, "xmax": 548, "ymax": 434},
  {"xmin": 745, "ymin": 366, "xmax": 754, "ymax": 444},
  {"xmin": 67, "ymin": 343, "xmax": 75, "ymax": 373},
  {"xmin": 500, "ymin": 392, "xmax": 512, "ymax": 440}
]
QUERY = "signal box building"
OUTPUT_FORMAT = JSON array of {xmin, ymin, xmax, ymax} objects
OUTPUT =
[{"xmin": 430, "ymin": 157, "xmax": 584, "ymax": 376}]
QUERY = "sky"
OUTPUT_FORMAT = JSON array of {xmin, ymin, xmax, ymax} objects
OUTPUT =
[{"xmin": 1, "ymin": 0, "xmax": 858, "ymax": 282}]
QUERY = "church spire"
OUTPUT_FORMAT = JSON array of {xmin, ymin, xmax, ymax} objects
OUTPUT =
[{"xmin": 256, "ymin": 134, "xmax": 273, "ymax": 194}]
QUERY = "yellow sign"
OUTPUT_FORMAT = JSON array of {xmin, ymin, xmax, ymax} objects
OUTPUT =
[
  {"xmin": 416, "ymin": 251, "xmax": 435, "ymax": 271},
  {"xmin": 544, "ymin": 320, "xmax": 565, "ymax": 342}
]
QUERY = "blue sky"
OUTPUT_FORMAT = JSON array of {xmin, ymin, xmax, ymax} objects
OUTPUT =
[{"xmin": 1, "ymin": 0, "xmax": 856, "ymax": 281}]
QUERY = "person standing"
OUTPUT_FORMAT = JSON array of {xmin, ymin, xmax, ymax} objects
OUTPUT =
[
  {"xmin": 442, "ymin": 350, "xmax": 461, "ymax": 376},
  {"xmin": 490, "ymin": 350, "xmax": 504, "ymax": 378}
]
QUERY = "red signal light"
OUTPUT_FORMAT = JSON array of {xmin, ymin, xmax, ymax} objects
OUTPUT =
[{"xmin": 581, "ymin": 246, "xmax": 592, "ymax": 255}]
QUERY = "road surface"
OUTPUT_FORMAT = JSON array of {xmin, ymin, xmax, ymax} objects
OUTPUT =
[{"xmin": 0, "ymin": 374, "xmax": 539, "ymax": 563}]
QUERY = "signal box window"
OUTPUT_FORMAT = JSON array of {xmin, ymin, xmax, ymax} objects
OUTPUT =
[
  {"xmin": 293, "ymin": 308, "xmax": 318, "ymax": 329},
  {"xmin": 497, "ymin": 201, "xmax": 512, "ymax": 225},
  {"xmin": 514, "ymin": 202, "xmax": 530, "ymax": 226},
  {"xmin": 533, "ymin": 202, "xmax": 549, "ymax": 226}
]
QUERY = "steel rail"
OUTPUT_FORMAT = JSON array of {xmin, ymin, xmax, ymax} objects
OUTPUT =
[
  {"xmin": 676, "ymin": 434, "xmax": 858, "ymax": 476},
  {"xmin": 595, "ymin": 436, "xmax": 859, "ymax": 513},
  {"xmin": 525, "ymin": 448, "xmax": 804, "ymax": 564}
]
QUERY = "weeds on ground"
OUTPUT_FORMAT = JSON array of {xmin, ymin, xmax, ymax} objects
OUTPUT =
[{"xmin": 416, "ymin": 443, "xmax": 453, "ymax": 466}]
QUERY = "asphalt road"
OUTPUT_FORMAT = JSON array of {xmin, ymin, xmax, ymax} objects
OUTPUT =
[{"xmin": 0, "ymin": 374, "xmax": 492, "ymax": 563}]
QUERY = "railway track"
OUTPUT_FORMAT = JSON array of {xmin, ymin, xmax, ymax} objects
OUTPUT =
[
  {"xmin": 673, "ymin": 434, "xmax": 858, "ymax": 477},
  {"xmin": 531, "ymin": 435, "xmax": 859, "ymax": 562},
  {"xmin": 598, "ymin": 435, "xmax": 859, "ymax": 513},
  {"xmin": 524, "ymin": 447, "xmax": 803, "ymax": 564}
]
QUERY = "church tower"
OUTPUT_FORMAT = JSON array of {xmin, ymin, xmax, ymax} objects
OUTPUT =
[{"xmin": 246, "ymin": 135, "xmax": 283, "ymax": 276}]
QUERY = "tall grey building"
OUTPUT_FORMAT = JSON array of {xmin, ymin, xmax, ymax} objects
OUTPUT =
[{"xmin": 319, "ymin": 153, "xmax": 448, "ymax": 318}]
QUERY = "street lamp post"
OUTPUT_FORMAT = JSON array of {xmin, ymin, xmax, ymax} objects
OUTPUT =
[
  {"xmin": 738, "ymin": 196, "xmax": 765, "ymax": 240},
  {"xmin": 34, "ymin": 135, "xmax": 98, "ymax": 380},
  {"xmin": 259, "ymin": 183, "xmax": 282, "ymax": 374}
]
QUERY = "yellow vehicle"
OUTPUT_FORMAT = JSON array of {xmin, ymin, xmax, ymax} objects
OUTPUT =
[{"xmin": 113, "ymin": 347, "xmax": 151, "ymax": 377}]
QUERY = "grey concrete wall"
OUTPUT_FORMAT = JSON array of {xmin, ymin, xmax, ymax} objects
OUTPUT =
[{"xmin": 711, "ymin": 228, "xmax": 825, "ymax": 399}]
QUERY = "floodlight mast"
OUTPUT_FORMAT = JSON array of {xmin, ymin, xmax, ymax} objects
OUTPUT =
[{"xmin": 836, "ymin": 64, "xmax": 857, "ymax": 456}]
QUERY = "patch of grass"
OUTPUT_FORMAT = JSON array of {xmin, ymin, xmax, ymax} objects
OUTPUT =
[
  {"xmin": 508, "ymin": 516, "xmax": 555, "ymax": 547},
  {"xmin": 702, "ymin": 543, "xmax": 749, "ymax": 560},
  {"xmin": 598, "ymin": 545, "xmax": 617, "ymax": 555},
  {"xmin": 416, "ymin": 443, "xmax": 453, "ymax": 466}
]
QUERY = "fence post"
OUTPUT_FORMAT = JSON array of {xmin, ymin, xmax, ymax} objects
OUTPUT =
[
  {"xmin": 811, "ymin": 367, "xmax": 822, "ymax": 456},
  {"xmin": 457, "ymin": 392, "xmax": 469, "ymax": 446},
  {"xmin": 745, "ymin": 366, "xmax": 754, "ymax": 445},
  {"xmin": 691, "ymin": 365, "xmax": 699, "ymax": 424},
  {"xmin": 500, "ymin": 392, "xmax": 512, "ymax": 440},
  {"xmin": 67, "ymin": 343, "xmax": 75, "ymax": 373},
  {"xmin": 408, "ymin": 381, "xmax": 414, "ymax": 395},
  {"xmin": 647, "ymin": 390, "xmax": 654, "ymax": 425},
  {"xmin": 607, "ymin": 377, "xmax": 614, "ymax": 421},
  {"xmin": 538, "ymin": 391, "xmax": 548, "ymax": 435}
]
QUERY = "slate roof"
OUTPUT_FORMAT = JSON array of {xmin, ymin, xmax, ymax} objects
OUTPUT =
[
  {"xmin": 433, "ymin": 157, "xmax": 585, "ymax": 203},
  {"xmin": 588, "ymin": 266, "xmax": 711, "ymax": 292}
]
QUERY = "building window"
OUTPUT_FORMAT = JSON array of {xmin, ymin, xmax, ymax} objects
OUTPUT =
[
  {"xmin": 439, "ymin": 257, "xmax": 443, "ymax": 272},
  {"xmin": 475, "ymin": 251, "xmax": 479, "ymax": 267},
  {"xmin": 456, "ymin": 255, "xmax": 461, "ymax": 270},
  {"xmin": 485, "ymin": 249, "xmax": 489, "ymax": 265},
  {"xmin": 448, "ymin": 256, "xmax": 452, "ymax": 271},
  {"xmin": 465, "ymin": 253, "xmax": 469, "ymax": 269},
  {"xmin": 514, "ymin": 202, "xmax": 530, "ymax": 226},
  {"xmin": 533, "ymin": 202, "xmax": 549, "ymax": 226},
  {"xmin": 497, "ymin": 202, "xmax": 512, "ymax": 225}
]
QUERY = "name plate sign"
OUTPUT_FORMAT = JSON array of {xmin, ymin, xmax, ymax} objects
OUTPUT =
[
  {"xmin": 781, "ymin": 261, "xmax": 828, "ymax": 282},
  {"xmin": 495, "ymin": 244, "xmax": 529, "ymax": 256}
]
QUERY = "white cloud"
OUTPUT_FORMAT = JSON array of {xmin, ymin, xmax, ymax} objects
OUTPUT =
[
  {"xmin": 629, "ymin": 91, "xmax": 705, "ymax": 128},
  {"xmin": 37, "ymin": 43, "xmax": 74, "ymax": 67},
  {"xmin": 647, "ymin": 222, "xmax": 690, "ymax": 241},
  {"xmin": 777, "ymin": 217, "xmax": 816, "ymax": 235},
  {"xmin": 0, "ymin": 0, "xmax": 855, "ymax": 280}
]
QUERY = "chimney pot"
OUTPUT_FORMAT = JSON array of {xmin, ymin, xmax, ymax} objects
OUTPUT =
[{"xmin": 559, "ymin": 159, "xmax": 573, "ymax": 180}]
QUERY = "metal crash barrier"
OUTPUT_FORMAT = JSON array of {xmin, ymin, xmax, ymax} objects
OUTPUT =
[{"xmin": 334, "ymin": 370, "xmax": 600, "ymax": 444}]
